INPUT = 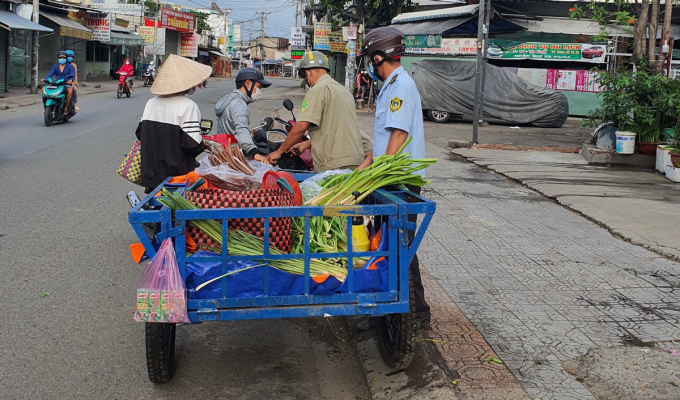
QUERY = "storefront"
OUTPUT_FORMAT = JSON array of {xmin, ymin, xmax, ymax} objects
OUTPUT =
[
  {"xmin": 158, "ymin": 7, "xmax": 194, "ymax": 63},
  {"xmin": 0, "ymin": 8, "xmax": 53, "ymax": 91},
  {"xmin": 39, "ymin": 11, "xmax": 93, "ymax": 82},
  {"xmin": 107, "ymin": 26, "xmax": 145, "ymax": 79}
]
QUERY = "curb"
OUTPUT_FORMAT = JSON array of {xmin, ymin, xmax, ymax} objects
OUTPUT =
[{"xmin": 350, "ymin": 320, "xmax": 459, "ymax": 400}]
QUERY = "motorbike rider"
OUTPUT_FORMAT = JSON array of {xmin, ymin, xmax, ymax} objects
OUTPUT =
[
  {"xmin": 117, "ymin": 58, "xmax": 135, "ymax": 90},
  {"xmin": 214, "ymin": 68, "xmax": 272, "ymax": 163},
  {"xmin": 65, "ymin": 50, "xmax": 79, "ymax": 111},
  {"xmin": 267, "ymin": 51, "xmax": 367, "ymax": 172},
  {"xmin": 136, "ymin": 54, "xmax": 212, "ymax": 192},
  {"xmin": 41, "ymin": 51, "xmax": 75, "ymax": 115},
  {"xmin": 145, "ymin": 60, "xmax": 156, "ymax": 83}
]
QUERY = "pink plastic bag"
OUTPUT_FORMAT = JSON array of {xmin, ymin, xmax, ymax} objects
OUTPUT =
[{"xmin": 134, "ymin": 239, "xmax": 190, "ymax": 323}]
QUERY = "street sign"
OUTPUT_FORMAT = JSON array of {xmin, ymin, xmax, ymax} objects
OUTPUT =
[
  {"xmin": 290, "ymin": 27, "xmax": 306, "ymax": 49},
  {"xmin": 291, "ymin": 49, "xmax": 305, "ymax": 60}
]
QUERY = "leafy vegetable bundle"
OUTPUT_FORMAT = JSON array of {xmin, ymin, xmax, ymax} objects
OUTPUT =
[{"xmin": 305, "ymin": 138, "xmax": 437, "ymax": 206}]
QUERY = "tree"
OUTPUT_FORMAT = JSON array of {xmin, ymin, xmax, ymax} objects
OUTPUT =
[
  {"xmin": 569, "ymin": 0, "xmax": 674, "ymax": 74},
  {"xmin": 129, "ymin": 0, "xmax": 158, "ymax": 13},
  {"xmin": 189, "ymin": 11, "xmax": 211, "ymax": 32},
  {"xmin": 315, "ymin": 0, "xmax": 417, "ymax": 28}
]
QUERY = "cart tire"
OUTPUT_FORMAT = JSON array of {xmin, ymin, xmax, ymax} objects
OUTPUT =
[
  {"xmin": 145, "ymin": 322, "xmax": 176, "ymax": 383},
  {"xmin": 375, "ymin": 271, "xmax": 417, "ymax": 370}
]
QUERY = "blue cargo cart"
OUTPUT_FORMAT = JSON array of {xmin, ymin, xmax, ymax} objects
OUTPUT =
[{"xmin": 129, "ymin": 174, "xmax": 436, "ymax": 383}]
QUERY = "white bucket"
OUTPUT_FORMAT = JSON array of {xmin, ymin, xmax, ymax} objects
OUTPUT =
[{"xmin": 615, "ymin": 131, "xmax": 636, "ymax": 154}]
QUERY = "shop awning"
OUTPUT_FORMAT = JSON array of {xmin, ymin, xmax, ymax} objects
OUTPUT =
[
  {"xmin": 210, "ymin": 50, "xmax": 224, "ymax": 57},
  {"xmin": 392, "ymin": 5, "xmax": 524, "ymax": 36},
  {"xmin": 109, "ymin": 31, "xmax": 145, "ymax": 46},
  {"xmin": 263, "ymin": 59, "xmax": 282, "ymax": 65},
  {"xmin": 40, "ymin": 11, "xmax": 93, "ymax": 40},
  {"xmin": 0, "ymin": 10, "xmax": 53, "ymax": 32}
]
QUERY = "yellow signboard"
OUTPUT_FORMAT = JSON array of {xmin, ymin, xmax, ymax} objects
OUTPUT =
[
  {"xmin": 138, "ymin": 26, "xmax": 155, "ymax": 44},
  {"xmin": 60, "ymin": 26, "xmax": 93, "ymax": 41}
]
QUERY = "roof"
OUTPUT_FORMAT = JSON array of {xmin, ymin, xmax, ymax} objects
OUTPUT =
[
  {"xmin": 40, "ymin": 11, "xmax": 92, "ymax": 33},
  {"xmin": 394, "ymin": 16, "xmax": 471, "ymax": 35},
  {"xmin": 109, "ymin": 31, "xmax": 145, "ymax": 46},
  {"xmin": 509, "ymin": 16, "xmax": 680, "ymax": 39},
  {"xmin": 0, "ymin": 10, "xmax": 53, "ymax": 32},
  {"xmin": 111, "ymin": 24, "xmax": 134, "ymax": 34},
  {"xmin": 392, "ymin": 5, "xmax": 478, "ymax": 23}
]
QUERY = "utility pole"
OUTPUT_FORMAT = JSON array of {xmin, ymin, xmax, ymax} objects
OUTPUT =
[
  {"xmin": 30, "ymin": 0, "xmax": 39, "ymax": 94},
  {"xmin": 153, "ymin": 0, "xmax": 160, "ymax": 65},
  {"xmin": 472, "ymin": 0, "xmax": 486, "ymax": 144},
  {"xmin": 478, "ymin": 3, "xmax": 491, "ymax": 126},
  {"xmin": 257, "ymin": 12, "xmax": 269, "ymax": 61},
  {"xmin": 222, "ymin": 7, "xmax": 231, "ymax": 75}
]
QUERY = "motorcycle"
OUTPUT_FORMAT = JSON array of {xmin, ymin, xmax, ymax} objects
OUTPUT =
[
  {"xmin": 42, "ymin": 77, "xmax": 77, "ymax": 127},
  {"xmin": 117, "ymin": 72, "xmax": 134, "ymax": 98},
  {"xmin": 142, "ymin": 65, "xmax": 155, "ymax": 87},
  {"xmin": 201, "ymin": 99, "xmax": 312, "ymax": 171}
]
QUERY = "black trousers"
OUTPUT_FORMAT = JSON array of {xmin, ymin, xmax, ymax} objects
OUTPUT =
[{"xmin": 376, "ymin": 186, "xmax": 430, "ymax": 321}]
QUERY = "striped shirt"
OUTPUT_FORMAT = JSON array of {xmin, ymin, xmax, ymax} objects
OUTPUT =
[{"xmin": 135, "ymin": 95, "xmax": 204, "ymax": 189}]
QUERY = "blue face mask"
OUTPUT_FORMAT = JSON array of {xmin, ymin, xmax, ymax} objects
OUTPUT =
[
  {"xmin": 67, "ymin": 57, "xmax": 73, "ymax": 63},
  {"xmin": 58, "ymin": 59, "xmax": 66, "ymax": 65},
  {"xmin": 368, "ymin": 63, "xmax": 380, "ymax": 81}
]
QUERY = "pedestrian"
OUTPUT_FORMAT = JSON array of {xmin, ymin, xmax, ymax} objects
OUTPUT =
[
  {"xmin": 360, "ymin": 71, "xmax": 370, "ymax": 101},
  {"xmin": 135, "ymin": 54, "xmax": 212, "ymax": 192},
  {"xmin": 214, "ymin": 68, "xmax": 272, "ymax": 163},
  {"xmin": 266, "ymin": 51, "xmax": 370, "ymax": 171},
  {"xmin": 357, "ymin": 26, "xmax": 431, "ymax": 328}
]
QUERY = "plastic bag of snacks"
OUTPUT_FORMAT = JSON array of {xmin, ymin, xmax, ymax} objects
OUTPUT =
[{"xmin": 134, "ymin": 239, "xmax": 190, "ymax": 323}]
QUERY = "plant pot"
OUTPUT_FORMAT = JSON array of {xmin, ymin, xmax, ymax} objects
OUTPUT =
[
  {"xmin": 656, "ymin": 145, "xmax": 670, "ymax": 173},
  {"xmin": 670, "ymin": 152, "xmax": 680, "ymax": 168},
  {"xmin": 665, "ymin": 164, "xmax": 680, "ymax": 182},
  {"xmin": 639, "ymin": 142, "xmax": 658, "ymax": 156}
]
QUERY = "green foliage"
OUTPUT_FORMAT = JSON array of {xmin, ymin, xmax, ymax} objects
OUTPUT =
[
  {"xmin": 189, "ymin": 11, "xmax": 211, "ymax": 32},
  {"xmin": 587, "ymin": 66, "xmax": 680, "ymax": 143},
  {"xmin": 317, "ymin": 0, "xmax": 417, "ymax": 28},
  {"xmin": 569, "ymin": 1, "xmax": 635, "ymax": 42}
]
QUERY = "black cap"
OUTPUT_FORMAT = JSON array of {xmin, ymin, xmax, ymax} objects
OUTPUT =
[
  {"xmin": 235, "ymin": 68, "xmax": 272, "ymax": 88},
  {"xmin": 58, "ymin": 51, "xmax": 67, "ymax": 58}
]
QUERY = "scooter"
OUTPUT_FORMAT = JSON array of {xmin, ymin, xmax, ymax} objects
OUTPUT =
[
  {"xmin": 142, "ymin": 64, "xmax": 155, "ymax": 87},
  {"xmin": 117, "ymin": 72, "xmax": 134, "ymax": 98},
  {"xmin": 269, "ymin": 98, "xmax": 313, "ymax": 170},
  {"xmin": 42, "ymin": 77, "xmax": 77, "ymax": 127}
]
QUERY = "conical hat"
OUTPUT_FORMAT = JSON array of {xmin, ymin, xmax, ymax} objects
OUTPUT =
[{"xmin": 150, "ymin": 54, "xmax": 213, "ymax": 95}]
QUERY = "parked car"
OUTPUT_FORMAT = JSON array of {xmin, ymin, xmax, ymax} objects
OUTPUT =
[
  {"xmin": 581, "ymin": 46, "xmax": 604, "ymax": 59},
  {"xmin": 487, "ymin": 44, "xmax": 503, "ymax": 58},
  {"xmin": 411, "ymin": 60, "xmax": 569, "ymax": 128}
]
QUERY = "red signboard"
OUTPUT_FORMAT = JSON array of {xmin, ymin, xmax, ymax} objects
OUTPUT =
[
  {"xmin": 180, "ymin": 33, "xmax": 198, "ymax": 58},
  {"xmin": 159, "ymin": 7, "xmax": 195, "ymax": 33}
]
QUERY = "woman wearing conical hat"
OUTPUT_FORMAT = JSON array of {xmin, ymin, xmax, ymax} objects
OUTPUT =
[{"xmin": 135, "ymin": 55, "xmax": 212, "ymax": 192}]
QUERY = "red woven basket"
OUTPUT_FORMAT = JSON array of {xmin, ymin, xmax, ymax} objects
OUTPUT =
[{"xmin": 186, "ymin": 187, "xmax": 294, "ymax": 253}]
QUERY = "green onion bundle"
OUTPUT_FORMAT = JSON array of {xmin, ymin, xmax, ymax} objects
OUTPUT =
[
  {"xmin": 158, "ymin": 189, "xmax": 350, "ymax": 281},
  {"xmin": 305, "ymin": 137, "xmax": 437, "ymax": 206},
  {"xmin": 291, "ymin": 217, "xmax": 347, "ymax": 254}
]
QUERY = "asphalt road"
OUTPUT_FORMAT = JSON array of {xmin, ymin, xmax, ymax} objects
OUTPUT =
[{"xmin": 0, "ymin": 79, "xmax": 368, "ymax": 399}]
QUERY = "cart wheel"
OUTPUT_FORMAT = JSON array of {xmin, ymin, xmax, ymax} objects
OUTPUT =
[
  {"xmin": 145, "ymin": 322, "xmax": 176, "ymax": 383},
  {"xmin": 376, "ymin": 271, "xmax": 417, "ymax": 370}
]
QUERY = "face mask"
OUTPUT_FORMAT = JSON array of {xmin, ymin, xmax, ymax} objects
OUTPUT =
[
  {"xmin": 368, "ymin": 63, "xmax": 380, "ymax": 81},
  {"xmin": 251, "ymin": 87, "xmax": 262, "ymax": 101},
  {"xmin": 126, "ymin": 62, "xmax": 130, "ymax": 65},
  {"xmin": 187, "ymin": 87, "xmax": 196, "ymax": 95},
  {"xmin": 59, "ymin": 59, "xmax": 66, "ymax": 65},
  {"xmin": 67, "ymin": 57, "xmax": 73, "ymax": 63}
]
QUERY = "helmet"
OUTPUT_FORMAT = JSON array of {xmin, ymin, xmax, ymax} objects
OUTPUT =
[
  {"xmin": 358, "ymin": 27, "xmax": 405, "ymax": 63},
  {"xmin": 235, "ymin": 68, "xmax": 272, "ymax": 88},
  {"xmin": 298, "ymin": 51, "xmax": 330, "ymax": 78},
  {"xmin": 65, "ymin": 50, "xmax": 75, "ymax": 56}
]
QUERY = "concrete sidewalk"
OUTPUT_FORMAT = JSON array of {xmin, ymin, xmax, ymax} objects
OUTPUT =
[{"xmin": 450, "ymin": 148, "xmax": 680, "ymax": 261}]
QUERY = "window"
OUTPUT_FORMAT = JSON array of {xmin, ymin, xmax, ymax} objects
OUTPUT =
[{"xmin": 87, "ymin": 42, "xmax": 110, "ymax": 62}]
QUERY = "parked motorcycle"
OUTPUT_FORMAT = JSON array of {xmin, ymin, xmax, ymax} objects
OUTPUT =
[
  {"xmin": 42, "ymin": 77, "xmax": 77, "ymax": 127},
  {"xmin": 142, "ymin": 64, "xmax": 155, "ymax": 87},
  {"xmin": 117, "ymin": 72, "xmax": 133, "ymax": 98}
]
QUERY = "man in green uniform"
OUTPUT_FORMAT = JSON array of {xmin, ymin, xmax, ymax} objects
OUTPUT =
[{"xmin": 267, "ymin": 51, "xmax": 369, "ymax": 171}]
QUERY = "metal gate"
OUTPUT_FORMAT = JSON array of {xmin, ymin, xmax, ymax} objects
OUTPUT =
[
  {"xmin": 38, "ymin": 26, "xmax": 62, "ymax": 79},
  {"xmin": 162, "ymin": 30, "xmax": 179, "ymax": 63},
  {"xmin": 0, "ymin": 28, "xmax": 7, "ymax": 92},
  {"xmin": 8, "ymin": 30, "xmax": 30, "ymax": 87}
]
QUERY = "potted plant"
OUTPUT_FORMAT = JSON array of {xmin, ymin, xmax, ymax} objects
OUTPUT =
[{"xmin": 665, "ymin": 156, "xmax": 680, "ymax": 182}]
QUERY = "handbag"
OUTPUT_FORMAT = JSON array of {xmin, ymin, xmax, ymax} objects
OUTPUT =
[{"xmin": 117, "ymin": 140, "xmax": 142, "ymax": 185}]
